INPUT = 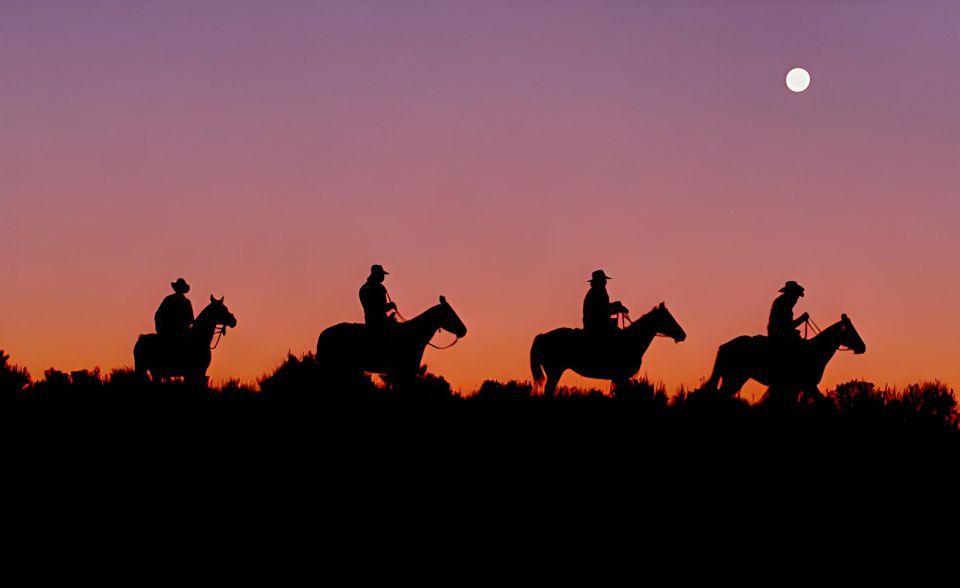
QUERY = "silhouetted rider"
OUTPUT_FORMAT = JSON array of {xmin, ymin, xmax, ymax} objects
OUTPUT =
[
  {"xmin": 768, "ymin": 280, "xmax": 808, "ymax": 341},
  {"xmin": 360, "ymin": 264, "xmax": 397, "ymax": 328},
  {"xmin": 155, "ymin": 278, "xmax": 194, "ymax": 341},
  {"xmin": 583, "ymin": 270, "xmax": 628, "ymax": 334}
]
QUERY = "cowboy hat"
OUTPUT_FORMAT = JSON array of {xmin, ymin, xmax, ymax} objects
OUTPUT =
[
  {"xmin": 171, "ymin": 278, "xmax": 190, "ymax": 294},
  {"xmin": 588, "ymin": 270, "xmax": 612, "ymax": 283},
  {"xmin": 779, "ymin": 281, "xmax": 805, "ymax": 296}
]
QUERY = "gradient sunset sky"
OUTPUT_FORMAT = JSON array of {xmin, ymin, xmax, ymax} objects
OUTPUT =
[{"xmin": 3, "ymin": 1, "xmax": 958, "ymax": 394}]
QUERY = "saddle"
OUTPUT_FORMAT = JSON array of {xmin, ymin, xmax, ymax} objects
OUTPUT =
[
  {"xmin": 156, "ymin": 333, "xmax": 191, "ymax": 365},
  {"xmin": 581, "ymin": 326, "xmax": 626, "ymax": 357},
  {"xmin": 759, "ymin": 334, "xmax": 809, "ymax": 376},
  {"xmin": 361, "ymin": 322, "xmax": 401, "ymax": 359}
]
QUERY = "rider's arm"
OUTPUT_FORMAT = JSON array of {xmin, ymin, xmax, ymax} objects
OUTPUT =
[{"xmin": 791, "ymin": 313, "xmax": 808, "ymax": 328}]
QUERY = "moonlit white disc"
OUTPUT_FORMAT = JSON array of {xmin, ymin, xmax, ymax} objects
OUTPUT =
[{"xmin": 786, "ymin": 67, "xmax": 811, "ymax": 92}]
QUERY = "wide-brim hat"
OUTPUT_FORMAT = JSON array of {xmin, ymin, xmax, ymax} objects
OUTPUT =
[
  {"xmin": 370, "ymin": 264, "xmax": 389, "ymax": 276},
  {"xmin": 779, "ymin": 281, "xmax": 804, "ymax": 296},
  {"xmin": 171, "ymin": 278, "xmax": 190, "ymax": 294},
  {"xmin": 588, "ymin": 270, "xmax": 612, "ymax": 283}
]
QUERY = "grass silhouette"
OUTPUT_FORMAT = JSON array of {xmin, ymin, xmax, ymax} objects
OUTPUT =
[
  {"xmin": 2, "ymin": 349, "xmax": 955, "ymax": 451},
  {"xmin": 2, "ymin": 347, "xmax": 954, "ymax": 534}
]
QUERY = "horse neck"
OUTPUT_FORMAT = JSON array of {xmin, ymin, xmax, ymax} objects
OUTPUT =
[
  {"xmin": 191, "ymin": 307, "xmax": 217, "ymax": 345},
  {"xmin": 809, "ymin": 321, "xmax": 845, "ymax": 364},
  {"xmin": 624, "ymin": 310, "xmax": 660, "ymax": 352},
  {"xmin": 404, "ymin": 305, "xmax": 444, "ymax": 344}
]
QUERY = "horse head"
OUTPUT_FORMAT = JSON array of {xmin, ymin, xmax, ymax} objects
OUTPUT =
[
  {"xmin": 437, "ymin": 296, "xmax": 468, "ymax": 338},
  {"xmin": 838, "ymin": 314, "xmax": 866, "ymax": 354},
  {"xmin": 651, "ymin": 302, "xmax": 686, "ymax": 343},
  {"xmin": 200, "ymin": 294, "xmax": 238, "ymax": 331}
]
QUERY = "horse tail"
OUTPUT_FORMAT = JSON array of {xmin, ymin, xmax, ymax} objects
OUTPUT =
[
  {"xmin": 703, "ymin": 340, "xmax": 733, "ymax": 393},
  {"xmin": 133, "ymin": 334, "xmax": 151, "ymax": 377},
  {"xmin": 530, "ymin": 334, "xmax": 546, "ymax": 388},
  {"xmin": 703, "ymin": 350, "xmax": 722, "ymax": 392}
]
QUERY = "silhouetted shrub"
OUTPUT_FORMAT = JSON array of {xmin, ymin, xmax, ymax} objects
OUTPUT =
[
  {"xmin": 474, "ymin": 380, "xmax": 534, "ymax": 402},
  {"xmin": 895, "ymin": 381, "xmax": 957, "ymax": 431},
  {"xmin": 0, "ymin": 350, "xmax": 31, "ymax": 397},
  {"xmin": 0, "ymin": 344, "xmax": 956, "ymax": 455},
  {"xmin": 831, "ymin": 380, "xmax": 889, "ymax": 416},
  {"xmin": 612, "ymin": 377, "xmax": 667, "ymax": 406},
  {"xmin": 390, "ymin": 366, "xmax": 456, "ymax": 402}
]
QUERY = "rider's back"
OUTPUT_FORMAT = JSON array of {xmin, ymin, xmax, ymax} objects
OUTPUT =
[
  {"xmin": 583, "ymin": 287, "xmax": 613, "ymax": 332},
  {"xmin": 155, "ymin": 293, "xmax": 193, "ymax": 338},
  {"xmin": 359, "ymin": 281, "xmax": 390, "ymax": 327},
  {"xmin": 767, "ymin": 294, "xmax": 797, "ymax": 340}
]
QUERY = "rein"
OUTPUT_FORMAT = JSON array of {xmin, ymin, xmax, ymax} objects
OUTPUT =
[
  {"xmin": 620, "ymin": 311, "xmax": 670, "ymax": 338},
  {"xmin": 210, "ymin": 325, "xmax": 227, "ymax": 350},
  {"xmin": 385, "ymin": 289, "xmax": 409, "ymax": 322},
  {"xmin": 805, "ymin": 317, "xmax": 853, "ymax": 352},
  {"xmin": 386, "ymin": 289, "xmax": 459, "ymax": 351},
  {"xmin": 804, "ymin": 317, "xmax": 822, "ymax": 339},
  {"xmin": 428, "ymin": 336, "xmax": 460, "ymax": 350}
]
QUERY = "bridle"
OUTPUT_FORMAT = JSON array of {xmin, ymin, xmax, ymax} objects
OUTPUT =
[
  {"xmin": 620, "ymin": 310, "xmax": 672, "ymax": 338},
  {"xmin": 385, "ymin": 288, "xmax": 460, "ymax": 350},
  {"xmin": 210, "ymin": 325, "xmax": 228, "ymax": 349}
]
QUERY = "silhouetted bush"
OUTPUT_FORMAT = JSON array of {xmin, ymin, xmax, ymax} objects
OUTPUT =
[
  {"xmin": 894, "ymin": 381, "xmax": 957, "ymax": 431},
  {"xmin": 0, "ymin": 350, "xmax": 31, "ymax": 398},
  {"xmin": 0, "ymin": 346, "xmax": 956, "ymax": 460},
  {"xmin": 831, "ymin": 380, "xmax": 888, "ymax": 416},
  {"xmin": 474, "ymin": 380, "xmax": 535, "ymax": 402}
]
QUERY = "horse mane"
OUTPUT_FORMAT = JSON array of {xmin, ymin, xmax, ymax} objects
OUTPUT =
[
  {"xmin": 627, "ymin": 305, "xmax": 663, "ymax": 330},
  {"xmin": 401, "ymin": 303, "xmax": 444, "ymax": 327},
  {"xmin": 194, "ymin": 302, "xmax": 216, "ymax": 325},
  {"xmin": 810, "ymin": 318, "xmax": 845, "ymax": 341}
]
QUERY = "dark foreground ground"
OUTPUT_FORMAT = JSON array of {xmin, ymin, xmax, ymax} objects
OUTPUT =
[
  {"xmin": 3, "ymin": 350, "xmax": 957, "ymax": 564},
  {"xmin": 4, "ymin": 352, "xmax": 956, "ymax": 466}
]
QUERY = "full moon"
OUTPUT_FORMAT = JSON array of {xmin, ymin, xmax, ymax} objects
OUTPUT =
[{"xmin": 786, "ymin": 67, "xmax": 811, "ymax": 92}]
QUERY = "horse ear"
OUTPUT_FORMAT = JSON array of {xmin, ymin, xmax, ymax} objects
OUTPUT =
[
  {"xmin": 440, "ymin": 295, "xmax": 447, "ymax": 305},
  {"xmin": 210, "ymin": 294, "xmax": 216, "ymax": 303},
  {"xmin": 659, "ymin": 301, "xmax": 665, "ymax": 309},
  {"xmin": 219, "ymin": 296, "xmax": 225, "ymax": 303}
]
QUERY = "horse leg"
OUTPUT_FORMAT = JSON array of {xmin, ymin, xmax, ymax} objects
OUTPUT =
[
  {"xmin": 134, "ymin": 339, "xmax": 153, "ymax": 382},
  {"xmin": 702, "ymin": 347, "xmax": 730, "ymax": 394},
  {"xmin": 544, "ymin": 368, "xmax": 563, "ymax": 398},
  {"xmin": 703, "ymin": 362, "xmax": 722, "ymax": 393},
  {"xmin": 718, "ymin": 372, "xmax": 749, "ymax": 399}
]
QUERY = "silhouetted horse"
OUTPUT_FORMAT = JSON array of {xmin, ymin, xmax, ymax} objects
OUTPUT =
[
  {"xmin": 530, "ymin": 303, "xmax": 687, "ymax": 396},
  {"xmin": 316, "ymin": 296, "xmax": 467, "ymax": 384},
  {"xmin": 134, "ymin": 295, "xmax": 237, "ymax": 384},
  {"xmin": 704, "ymin": 314, "xmax": 866, "ymax": 403}
]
